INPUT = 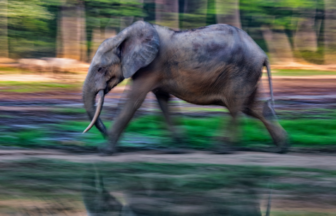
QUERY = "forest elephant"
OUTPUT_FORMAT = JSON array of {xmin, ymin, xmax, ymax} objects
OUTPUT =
[{"xmin": 82, "ymin": 21, "xmax": 288, "ymax": 155}]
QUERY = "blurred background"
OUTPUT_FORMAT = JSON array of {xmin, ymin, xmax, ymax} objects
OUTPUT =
[
  {"xmin": 0, "ymin": 0, "xmax": 335, "ymax": 64},
  {"xmin": 0, "ymin": 0, "xmax": 335, "ymax": 150},
  {"xmin": 0, "ymin": 1, "xmax": 336, "ymax": 215}
]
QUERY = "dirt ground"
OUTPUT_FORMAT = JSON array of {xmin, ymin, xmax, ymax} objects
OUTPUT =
[
  {"xmin": 0, "ymin": 149, "xmax": 336, "ymax": 170},
  {"xmin": 0, "ymin": 76, "xmax": 336, "ymax": 111}
]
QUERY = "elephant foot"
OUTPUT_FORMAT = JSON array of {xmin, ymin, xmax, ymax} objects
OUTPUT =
[
  {"xmin": 211, "ymin": 137, "xmax": 237, "ymax": 154},
  {"xmin": 276, "ymin": 142, "xmax": 289, "ymax": 154},
  {"xmin": 98, "ymin": 144, "xmax": 117, "ymax": 156},
  {"xmin": 274, "ymin": 130, "xmax": 290, "ymax": 154}
]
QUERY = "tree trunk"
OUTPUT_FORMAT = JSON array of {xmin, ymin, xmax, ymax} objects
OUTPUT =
[
  {"xmin": 324, "ymin": 0, "xmax": 336, "ymax": 65},
  {"xmin": 294, "ymin": 10, "xmax": 318, "ymax": 53},
  {"xmin": 262, "ymin": 26, "xmax": 294, "ymax": 64},
  {"xmin": 104, "ymin": 28, "xmax": 117, "ymax": 39},
  {"xmin": 58, "ymin": 1, "xmax": 83, "ymax": 60},
  {"xmin": 181, "ymin": 0, "xmax": 208, "ymax": 29},
  {"xmin": 215, "ymin": 0, "xmax": 241, "ymax": 28},
  {"xmin": 90, "ymin": 28, "xmax": 102, "ymax": 61},
  {"xmin": 104, "ymin": 16, "xmax": 117, "ymax": 39},
  {"xmin": 90, "ymin": 19, "xmax": 103, "ymax": 61},
  {"xmin": 155, "ymin": 0, "xmax": 179, "ymax": 30},
  {"xmin": 0, "ymin": 0, "xmax": 8, "ymax": 58},
  {"xmin": 56, "ymin": 9, "xmax": 63, "ymax": 58},
  {"xmin": 78, "ymin": 3, "xmax": 87, "ymax": 62}
]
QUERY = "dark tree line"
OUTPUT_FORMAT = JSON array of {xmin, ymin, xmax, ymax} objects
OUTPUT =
[{"xmin": 0, "ymin": 0, "xmax": 334, "ymax": 65}]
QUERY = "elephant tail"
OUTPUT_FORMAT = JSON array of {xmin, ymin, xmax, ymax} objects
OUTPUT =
[
  {"xmin": 263, "ymin": 59, "xmax": 277, "ymax": 120},
  {"xmin": 264, "ymin": 59, "xmax": 274, "ymax": 105}
]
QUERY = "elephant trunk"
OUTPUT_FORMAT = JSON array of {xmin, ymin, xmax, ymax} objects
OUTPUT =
[{"xmin": 82, "ymin": 79, "xmax": 107, "ymax": 137}]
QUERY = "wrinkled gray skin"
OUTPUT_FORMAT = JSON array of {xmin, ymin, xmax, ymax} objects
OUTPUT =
[
  {"xmin": 82, "ymin": 170, "xmax": 271, "ymax": 216},
  {"xmin": 82, "ymin": 21, "xmax": 288, "ymax": 155}
]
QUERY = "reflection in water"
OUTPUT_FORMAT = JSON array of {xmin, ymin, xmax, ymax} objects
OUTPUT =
[{"xmin": 82, "ymin": 166, "xmax": 271, "ymax": 216}]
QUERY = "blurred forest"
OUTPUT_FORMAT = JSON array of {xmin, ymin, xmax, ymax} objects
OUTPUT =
[{"xmin": 0, "ymin": 0, "xmax": 334, "ymax": 65}]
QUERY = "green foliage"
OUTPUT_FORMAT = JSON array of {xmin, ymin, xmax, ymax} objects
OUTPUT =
[
  {"xmin": 240, "ymin": 0, "xmax": 319, "ymax": 29},
  {"xmin": 4, "ymin": 0, "xmax": 146, "ymax": 58},
  {"xmin": 7, "ymin": 0, "xmax": 58, "ymax": 58},
  {"xmin": 1, "ymin": 129, "xmax": 48, "ymax": 147},
  {"xmin": 0, "ymin": 0, "xmax": 328, "ymax": 63},
  {"xmin": 84, "ymin": 0, "xmax": 144, "ymax": 29}
]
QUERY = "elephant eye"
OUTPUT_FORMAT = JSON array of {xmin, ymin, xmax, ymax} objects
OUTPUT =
[{"xmin": 98, "ymin": 67, "xmax": 103, "ymax": 72}]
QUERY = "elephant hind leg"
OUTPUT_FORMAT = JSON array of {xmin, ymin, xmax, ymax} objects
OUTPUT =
[
  {"xmin": 153, "ymin": 90, "xmax": 185, "ymax": 147},
  {"xmin": 243, "ymin": 90, "xmax": 288, "ymax": 153},
  {"xmin": 212, "ymin": 96, "xmax": 243, "ymax": 154}
]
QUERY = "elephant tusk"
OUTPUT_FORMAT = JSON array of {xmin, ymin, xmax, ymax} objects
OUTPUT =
[{"xmin": 83, "ymin": 90, "xmax": 105, "ymax": 134}]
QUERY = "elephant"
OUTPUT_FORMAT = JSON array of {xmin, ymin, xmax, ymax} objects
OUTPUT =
[{"xmin": 82, "ymin": 21, "xmax": 288, "ymax": 155}]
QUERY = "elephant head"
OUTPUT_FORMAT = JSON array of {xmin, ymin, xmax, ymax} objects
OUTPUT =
[{"xmin": 82, "ymin": 21, "xmax": 160, "ymax": 135}]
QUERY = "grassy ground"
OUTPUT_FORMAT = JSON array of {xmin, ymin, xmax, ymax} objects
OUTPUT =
[
  {"xmin": 0, "ymin": 68, "xmax": 335, "ymax": 149},
  {"xmin": 0, "ymin": 159, "xmax": 336, "ymax": 215},
  {"xmin": 1, "ymin": 109, "xmax": 336, "ymax": 150},
  {"xmin": 0, "ymin": 81, "xmax": 81, "ymax": 93},
  {"xmin": 0, "ymin": 80, "xmax": 129, "ymax": 93},
  {"xmin": 270, "ymin": 69, "xmax": 336, "ymax": 76}
]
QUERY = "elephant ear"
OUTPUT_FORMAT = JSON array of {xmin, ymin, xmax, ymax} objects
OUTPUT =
[{"xmin": 119, "ymin": 21, "xmax": 160, "ymax": 78}]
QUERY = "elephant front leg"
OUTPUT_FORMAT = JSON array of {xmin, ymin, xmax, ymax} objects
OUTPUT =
[{"xmin": 99, "ymin": 88, "xmax": 148, "ymax": 155}]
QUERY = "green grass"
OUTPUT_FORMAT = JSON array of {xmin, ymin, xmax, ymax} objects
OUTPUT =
[
  {"xmin": 54, "ymin": 107, "xmax": 87, "ymax": 114},
  {"xmin": 3, "ymin": 112, "xmax": 335, "ymax": 149},
  {"xmin": 0, "ymin": 129, "xmax": 52, "ymax": 148},
  {"xmin": 0, "ymin": 78, "xmax": 129, "ymax": 93},
  {"xmin": 0, "ymin": 81, "xmax": 81, "ymax": 93},
  {"xmin": 270, "ymin": 69, "xmax": 336, "ymax": 76},
  {"xmin": 123, "ymin": 113, "xmax": 336, "ymax": 147}
]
